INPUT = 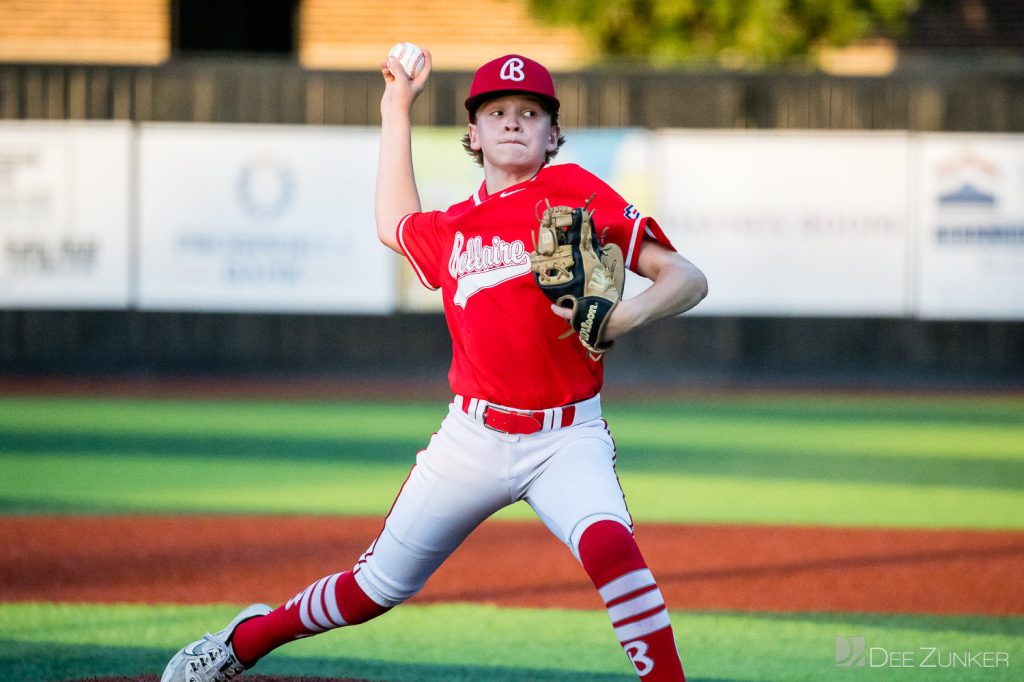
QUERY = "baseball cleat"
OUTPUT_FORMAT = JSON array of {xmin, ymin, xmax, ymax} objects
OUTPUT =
[{"xmin": 160, "ymin": 603, "xmax": 272, "ymax": 682}]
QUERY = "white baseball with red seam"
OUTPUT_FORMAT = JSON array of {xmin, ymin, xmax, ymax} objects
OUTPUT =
[{"xmin": 388, "ymin": 42, "xmax": 424, "ymax": 80}]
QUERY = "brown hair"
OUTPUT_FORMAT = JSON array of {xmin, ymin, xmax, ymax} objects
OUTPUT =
[{"xmin": 461, "ymin": 97, "xmax": 566, "ymax": 167}]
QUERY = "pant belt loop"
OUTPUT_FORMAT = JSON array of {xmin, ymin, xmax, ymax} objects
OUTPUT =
[{"xmin": 545, "ymin": 408, "xmax": 558, "ymax": 431}]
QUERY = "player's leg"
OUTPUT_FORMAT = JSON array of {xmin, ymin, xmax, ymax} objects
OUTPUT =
[
  {"xmin": 228, "ymin": 557, "xmax": 390, "ymax": 667},
  {"xmin": 227, "ymin": 405, "xmax": 511, "ymax": 667},
  {"xmin": 523, "ymin": 421, "xmax": 686, "ymax": 681},
  {"xmin": 578, "ymin": 518, "xmax": 685, "ymax": 681}
]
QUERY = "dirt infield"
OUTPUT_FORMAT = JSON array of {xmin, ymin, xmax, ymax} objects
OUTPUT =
[{"xmin": 2, "ymin": 516, "xmax": 1022, "ymax": 615}]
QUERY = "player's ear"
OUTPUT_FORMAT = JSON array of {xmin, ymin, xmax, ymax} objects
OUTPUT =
[
  {"xmin": 546, "ymin": 124, "xmax": 560, "ymax": 152},
  {"xmin": 467, "ymin": 123, "xmax": 481, "ymax": 151}
]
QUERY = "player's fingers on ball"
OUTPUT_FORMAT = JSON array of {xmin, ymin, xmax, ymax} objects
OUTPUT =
[
  {"xmin": 410, "ymin": 50, "xmax": 431, "ymax": 90},
  {"xmin": 385, "ymin": 55, "xmax": 409, "ymax": 79},
  {"xmin": 418, "ymin": 47, "xmax": 433, "ymax": 78}
]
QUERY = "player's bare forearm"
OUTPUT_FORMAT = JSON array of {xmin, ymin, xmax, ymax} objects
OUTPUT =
[
  {"xmin": 375, "ymin": 114, "xmax": 419, "ymax": 253},
  {"xmin": 601, "ymin": 240, "xmax": 707, "ymax": 342},
  {"xmin": 374, "ymin": 49, "xmax": 432, "ymax": 253}
]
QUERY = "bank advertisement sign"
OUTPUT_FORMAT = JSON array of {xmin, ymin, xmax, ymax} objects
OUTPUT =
[
  {"xmin": 0, "ymin": 122, "xmax": 131, "ymax": 308},
  {"xmin": 913, "ymin": 134, "xmax": 1024, "ymax": 320},
  {"xmin": 655, "ymin": 130, "xmax": 912, "ymax": 316},
  {"xmin": 137, "ymin": 124, "xmax": 395, "ymax": 313}
]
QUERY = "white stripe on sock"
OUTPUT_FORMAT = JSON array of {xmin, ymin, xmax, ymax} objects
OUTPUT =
[
  {"xmin": 614, "ymin": 608, "xmax": 671, "ymax": 642},
  {"xmin": 309, "ymin": 576, "xmax": 333, "ymax": 630},
  {"xmin": 323, "ymin": 572, "xmax": 347, "ymax": 627},
  {"xmin": 299, "ymin": 579, "xmax": 326, "ymax": 632},
  {"xmin": 599, "ymin": 569, "xmax": 655, "ymax": 604},
  {"xmin": 607, "ymin": 587, "xmax": 665, "ymax": 625}
]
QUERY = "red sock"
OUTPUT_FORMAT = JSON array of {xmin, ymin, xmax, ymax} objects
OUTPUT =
[
  {"xmin": 579, "ymin": 520, "xmax": 685, "ymax": 681},
  {"xmin": 231, "ymin": 570, "xmax": 388, "ymax": 666}
]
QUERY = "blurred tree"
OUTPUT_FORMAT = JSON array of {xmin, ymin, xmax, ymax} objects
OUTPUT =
[{"xmin": 529, "ymin": 0, "xmax": 921, "ymax": 67}]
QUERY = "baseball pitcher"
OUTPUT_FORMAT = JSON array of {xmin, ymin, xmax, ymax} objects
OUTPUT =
[{"xmin": 161, "ymin": 49, "xmax": 707, "ymax": 682}]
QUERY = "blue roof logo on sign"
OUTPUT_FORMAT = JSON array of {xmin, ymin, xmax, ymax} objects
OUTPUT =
[{"xmin": 938, "ymin": 183, "xmax": 996, "ymax": 206}]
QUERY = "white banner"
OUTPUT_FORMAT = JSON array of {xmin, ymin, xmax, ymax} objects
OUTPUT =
[
  {"xmin": 5, "ymin": 122, "xmax": 1019, "ymax": 321},
  {"xmin": 655, "ymin": 130, "xmax": 912, "ymax": 316},
  {"xmin": 913, "ymin": 134, "xmax": 1024, "ymax": 320},
  {"xmin": 0, "ymin": 122, "xmax": 131, "ymax": 308},
  {"xmin": 137, "ymin": 124, "xmax": 394, "ymax": 313}
]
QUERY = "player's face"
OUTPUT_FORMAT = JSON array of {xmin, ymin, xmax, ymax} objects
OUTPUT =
[{"xmin": 468, "ymin": 95, "xmax": 560, "ymax": 175}]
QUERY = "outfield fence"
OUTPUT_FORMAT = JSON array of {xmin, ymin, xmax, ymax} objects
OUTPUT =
[
  {"xmin": 1, "ymin": 60, "xmax": 1022, "ymax": 385},
  {"xmin": 1, "ymin": 60, "xmax": 1023, "ymax": 131}
]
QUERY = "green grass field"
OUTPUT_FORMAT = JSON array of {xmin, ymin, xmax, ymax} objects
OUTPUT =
[{"xmin": 1, "ymin": 391, "xmax": 1022, "ymax": 681}]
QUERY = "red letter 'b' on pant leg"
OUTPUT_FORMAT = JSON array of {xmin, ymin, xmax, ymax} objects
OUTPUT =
[{"xmin": 579, "ymin": 520, "xmax": 685, "ymax": 681}]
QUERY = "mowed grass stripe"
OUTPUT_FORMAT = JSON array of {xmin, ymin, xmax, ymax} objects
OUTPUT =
[
  {"xmin": 2, "ymin": 393, "xmax": 1022, "ymax": 525},
  {"xmin": 3, "ymin": 394, "xmax": 1022, "ymax": 461},
  {"xmin": 2, "ymin": 431, "xmax": 1021, "ymax": 490},
  {"xmin": 2, "ymin": 452, "xmax": 1022, "ymax": 527},
  {"xmin": 0, "ymin": 397, "xmax": 449, "ymax": 440},
  {"xmin": 1, "ymin": 603, "xmax": 1021, "ymax": 682}
]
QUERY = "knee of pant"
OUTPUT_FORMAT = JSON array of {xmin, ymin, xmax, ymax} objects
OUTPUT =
[
  {"xmin": 568, "ymin": 513, "xmax": 633, "ymax": 560},
  {"xmin": 577, "ymin": 518, "xmax": 647, "ymax": 588},
  {"xmin": 352, "ymin": 564, "xmax": 421, "ymax": 610}
]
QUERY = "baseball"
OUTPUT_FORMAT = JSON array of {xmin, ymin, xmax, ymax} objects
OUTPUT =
[{"xmin": 387, "ymin": 42, "xmax": 425, "ymax": 80}]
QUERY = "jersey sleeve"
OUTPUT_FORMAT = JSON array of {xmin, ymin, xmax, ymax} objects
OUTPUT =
[
  {"xmin": 556, "ymin": 164, "xmax": 675, "ymax": 272},
  {"xmin": 395, "ymin": 210, "xmax": 445, "ymax": 290}
]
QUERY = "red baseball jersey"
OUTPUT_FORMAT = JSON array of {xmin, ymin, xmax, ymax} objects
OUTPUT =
[{"xmin": 397, "ymin": 163, "xmax": 675, "ymax": 409}]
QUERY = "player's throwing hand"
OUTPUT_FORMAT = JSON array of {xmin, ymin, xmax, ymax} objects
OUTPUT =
[{"xmin": 381, "ymin": 44, "xmax": 432, "ymax": 109}]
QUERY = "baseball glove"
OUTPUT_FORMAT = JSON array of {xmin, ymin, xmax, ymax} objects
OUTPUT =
[{"xmin": 529, "ymin": 195, "xmax": 625, "ymax": 354}]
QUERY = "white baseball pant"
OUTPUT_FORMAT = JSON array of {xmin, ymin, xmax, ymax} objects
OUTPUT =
[{"xmin": 353, "ymin": 395, "xmax": 633, "ymax": 607}]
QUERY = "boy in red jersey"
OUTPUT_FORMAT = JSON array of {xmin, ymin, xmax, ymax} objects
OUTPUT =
[{"xmin": 161, "ymin": 49, "xmax": 706, "ymax": 682}]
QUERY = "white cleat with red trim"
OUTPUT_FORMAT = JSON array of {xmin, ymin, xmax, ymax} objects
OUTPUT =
[{"xmin": 161, "ymin": 603, "xmax": 271, "ymax": 682}]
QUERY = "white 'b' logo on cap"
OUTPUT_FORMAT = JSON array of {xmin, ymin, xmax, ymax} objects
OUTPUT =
[{"xmin": 500, "ymin": 58, "xmax": 525, "ymax": 82}]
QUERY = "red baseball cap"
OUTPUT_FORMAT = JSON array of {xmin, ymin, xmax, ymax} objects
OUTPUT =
[{"xmin": 464, "ymin": 54, "xmax": 560, "ymax": 117}]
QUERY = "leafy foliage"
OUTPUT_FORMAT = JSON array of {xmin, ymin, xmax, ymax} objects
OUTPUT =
[{"xmin": 529, "ymin": 0, "xmax": 920, "ymax": 67}]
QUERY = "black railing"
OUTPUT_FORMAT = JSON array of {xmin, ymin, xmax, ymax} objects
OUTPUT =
[{"xmin": 1, "ymin": 59, "xmax": 1022, "ymax": 131}]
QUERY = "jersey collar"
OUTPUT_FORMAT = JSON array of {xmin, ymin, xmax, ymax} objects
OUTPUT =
[{"xmin": 472, "ymin": 164, "xmax": 551, "ymax": 206}]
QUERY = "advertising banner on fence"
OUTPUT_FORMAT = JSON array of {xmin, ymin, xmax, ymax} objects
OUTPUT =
[
  {"xmin": 137, "ymin": 124, "xmax": 394, "ymax": 313},
  {"xmin": 0, "ymin": 122, "xmax": 131, "ymax": 308},
  {"xmin": 655, "ymin": 130, "xmax": 912, "ymax": 316},
  {"xmin": 913, "ymin": 134, "xmax": 1024, "ymax": 320}
]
